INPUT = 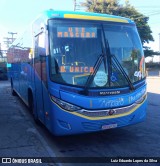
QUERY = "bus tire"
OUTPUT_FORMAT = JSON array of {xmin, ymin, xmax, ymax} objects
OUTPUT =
[
  {"xmin": 28, "ymin": 91, "xmax": 41, "ymax": 125},
  {"xmin": 11, "ymin": 79, "xmax": 16, "ymax": 96}
]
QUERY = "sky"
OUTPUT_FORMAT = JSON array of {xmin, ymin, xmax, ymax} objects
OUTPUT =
[
  {"xmin": 120, "ymin": 0, "xmax": 160, "ymax": 52},
  {"xmin": 0, "ymin": 0, "xmax": 160, "ymax": 52}
]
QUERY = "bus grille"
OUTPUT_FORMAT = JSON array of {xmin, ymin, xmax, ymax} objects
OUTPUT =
[{"xmin": 76, "ymin": 95, "xmax": 146, "ymax": 119}]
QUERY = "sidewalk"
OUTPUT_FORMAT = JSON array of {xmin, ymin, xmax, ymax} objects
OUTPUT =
[{"xmin": 0, "ymin": 81, "xmax": 56, "ymax": 165}]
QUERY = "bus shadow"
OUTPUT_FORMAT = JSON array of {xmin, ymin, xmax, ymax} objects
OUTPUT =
[
  {"xmin": 51, "ymin": 126, "xmax": 148, "ymax": 157},
  {"xmin": 44, "ymin": 123, "xmax": 145, "ymax": 157}
]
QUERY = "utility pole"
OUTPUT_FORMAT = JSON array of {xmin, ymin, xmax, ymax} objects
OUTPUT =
[
  {"xmin": 73, "ymin": 0, "xmax": 81, "ymax": 11},
  {"xmin": 3, "ymin": 32, "xmax": 17, "ymax": 49},
  {"xmin": 73, "ymin": 0, "xmax": 76, "ymax": 11},
  {"xmin": 8, "ymin": 32, "xmax": 17, "ymax": 43}
]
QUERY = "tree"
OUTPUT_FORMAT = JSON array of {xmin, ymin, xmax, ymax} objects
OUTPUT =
[
  {"xmin": 81, "ymin": 0, "xmax": 119, "ymax": 14},
  {"xmin": 81, "ymin": 0, "xmax": 154, "ymax": 48},
  {"xmin": 144, "ymin": 46, "xmax": 160, "ymax": 57}
]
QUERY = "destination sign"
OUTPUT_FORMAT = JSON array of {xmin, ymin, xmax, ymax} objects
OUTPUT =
[{"xmin": 57, "ymin": 27, "xmax": 97, "ymax": 38}]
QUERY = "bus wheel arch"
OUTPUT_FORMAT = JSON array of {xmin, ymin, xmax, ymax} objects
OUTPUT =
[
  {"xmin": 28, "ymin": 88, "xmax": 40, "ymax": 124},
  {"xmin": 11, "ymin": 78, "xmax": 16, "ymax": 96}
]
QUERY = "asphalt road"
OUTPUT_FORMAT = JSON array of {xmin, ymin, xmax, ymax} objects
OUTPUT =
[{"xmin": 0, "ymin": 77, "xmax": 160, "ymax": 166}]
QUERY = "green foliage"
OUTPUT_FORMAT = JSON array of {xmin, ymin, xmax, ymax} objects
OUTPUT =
[
  {"xmin": 144, "ymin": 46, "xmax": 160, "ymax": 57},
  {"xmin": 81, "ymin": 0, "xmax": 119, "ymax": 14},
  {"xmin": 81, "ymin": 0, "xmax": 154, "ymax": 47}
]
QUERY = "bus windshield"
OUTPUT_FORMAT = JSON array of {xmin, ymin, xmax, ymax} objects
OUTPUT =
[{"xmin": 48, "ymin": 19, "xmax": 145, "ymax": 88}]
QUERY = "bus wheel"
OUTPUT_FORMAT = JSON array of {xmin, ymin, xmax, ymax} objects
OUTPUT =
[
  {"xmin": 11, "ymin": 79, "xmax": 16, "ymax": 96},
  {"xmin": 28, "ymin": 93, "xmax": 40, "ymax": 125}
]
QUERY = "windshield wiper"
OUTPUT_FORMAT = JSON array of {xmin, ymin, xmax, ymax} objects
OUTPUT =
[
  {"xmin": 112, "ymin": 54, "xmax": 135, "ymax": 91},
  {"xmin": 80, "ymin": 24, "xmax": 134, "ymax": 96},
  {"xmin": 100, "ymin": 24, "xmax": 135, "ymax": 91},
  {"xmin": 80, "ymin": 53, "xmax": 104, "ymax": 95},
  {"xmin": 80, "ymin": 24, "xmax": 111, "ymax": 95},
  {"xmin": 101, "ymin": 24, "xmax": 112, "ymax": 87}
]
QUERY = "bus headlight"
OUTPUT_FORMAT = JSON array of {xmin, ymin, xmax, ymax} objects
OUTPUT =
[{"xmin": 51, "ymin": 96, "xmax": 81, "ymax": 112}]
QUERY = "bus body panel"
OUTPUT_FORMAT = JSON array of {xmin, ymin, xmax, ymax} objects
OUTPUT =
[
  {"xmin": 50, "ymin": 99, "xmax": 147, "ymax": 135},
  {"xmin": 7, "ymin": 10, "xmax": 147, "ymax": 136},
  {"xmin": 58, "ymin": 84, "xmax": 146, "ymax": 110}
]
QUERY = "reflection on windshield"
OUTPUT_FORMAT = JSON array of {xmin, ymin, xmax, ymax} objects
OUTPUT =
[{"xmin": 49, "ymin": 20, "xmax": 145, "ymax": 88}]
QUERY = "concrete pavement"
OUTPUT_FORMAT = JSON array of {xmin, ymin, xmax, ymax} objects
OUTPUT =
[{"xmin": 0, "ymin": 81, "xmax": 56, "ymax": 165}]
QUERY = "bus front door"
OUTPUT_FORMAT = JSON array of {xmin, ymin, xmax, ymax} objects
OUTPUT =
[
  {"xmin": 34, "ymin": 33, "xmax": 47, "ymax": 124},
  {"xmin": 34, "ymin": 55, "xmax": 47, "ymax": 123}
]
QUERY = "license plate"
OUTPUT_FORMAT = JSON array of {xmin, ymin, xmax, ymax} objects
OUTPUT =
[{"xmin": 102, "ymin": 123, "xmax": 117, "ymax": 130}]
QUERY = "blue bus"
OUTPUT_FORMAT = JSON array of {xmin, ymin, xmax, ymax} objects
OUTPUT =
[{"xmin": 7, "ymin": 10, "xmax": 147, "ymax": 136}]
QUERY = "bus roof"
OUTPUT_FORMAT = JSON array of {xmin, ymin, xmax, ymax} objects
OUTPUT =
[{"xmin": 42, "ymin": 10, "xmax": 134, "ymax": 24}]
